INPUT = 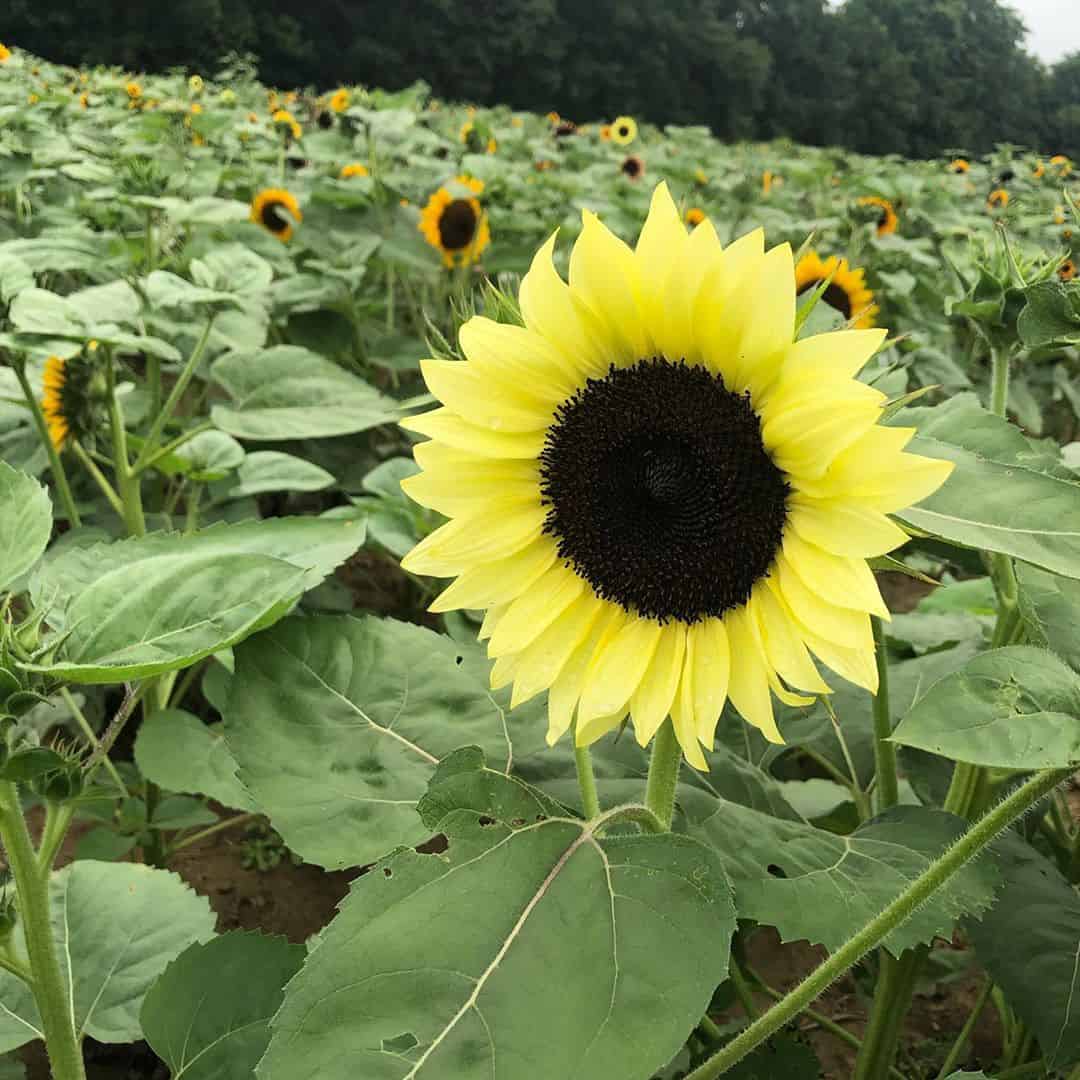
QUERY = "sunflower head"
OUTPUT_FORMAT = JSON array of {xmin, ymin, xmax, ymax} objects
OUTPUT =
[
  {"xmin": 188, "ymin": 73, "xmax": 204, "ymax": 95},
  {"xmin": 857, "ymin": 196, "xmax": 898, "ymax": 236},
  {"xmin": 1051, "ymin": 154, "xmax": 1072, "ymax": 175},
  {"xmin": 694, "ymin": 168, "xmax": 708, "ymax": 186},
  {"xmin": 620, "ymin": 154, "xmax": 645, "ymax": 181},
  {"xmin": 546, "ymin": 111, "xmax": 560, "ymax": 124},
  {"xmin": 1034, "ymin": 161, "xmax": 1046, "ymax": 178},
  {"xmin": 272, "ymin": 108, "xmax": 302, "ymax": 140},
  {"xmin": 796, "ymin": 250, "xmax": 878, "ymax": 329},
  {"xmin": 28, "ymin": 94, "xmax": 39, "ymax": 106},
  {"xmin": 190, "ymin": 102, "xmax": 203, "ymax": 115},
  {"xmin": 599, "ymin": 125, "xmax": 612, "ymax": 142},
  {"xmin": 611, "ymin": 116, "xmax": 638, "ymax": 146},
  {"xmin": 987, "ymin": 188, "xmax": 1009, "ymax": 211},
  {"xmin": 250, "ymin": 188, "xmax": 302, "ymax": 242},
  {"xmin": 79, "ymin": 93, "xmax": 89, "ymax": 109},
  {"xmin": 762, "ymin": 170, "xmax": 777, "ymax": 195},
  {"xmin": 685, "ymin": 207, "xmax": 706, "ymax": 226},
  {"xmin": 535, "ymin": 159, "xmax": 555, "ymax": 172},
  {"xmin": 400, "ymin": 183, "xmax": 952, "ymax": 767},
  {"xmin": 0, "ymin": 43, "xmax": 10, "ymax": 63},
  {"xmin": 949, "ymin": 158, "xmax": 970, "ymax": 173},
  {"xmin": 330, "ymin": 88, "xmax": 350, "ymax": 113},
  {"xmin": 1054, "ymin": 205, "xmax": 1067, "ymax": 225},
  {"xmin": 220, "ymin": 88, "xmax": 236, "ymax": 105},
  {"xmin": 317, "ymin": 110, "xmax": 334, "ymax": 129},
  {"xmin": 418, "ymin": 177, "xmax": 490, "ymax": 268},
  {"xmin": 1060, "ymin": 259, "xmax": 1077, "ymax": 282},
  {"xmin": 554, "ymin": 120, "xmax": 577, "ymax": 138},
  {"xmin": 41, "ymin": 352, "xmax": 103, "ymax": 450},
  {"xmin": 126, "ymin": 81, "xmax": 141, "ymax": 100},
  {"xmin": 340, "ymin": 162, "xmax": 369, "ymax": 179}
]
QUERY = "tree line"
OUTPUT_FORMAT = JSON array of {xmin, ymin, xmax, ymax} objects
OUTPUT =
[{"xmin": 7, "ymin": 0, "xmax": 1080, "ymax": 158}]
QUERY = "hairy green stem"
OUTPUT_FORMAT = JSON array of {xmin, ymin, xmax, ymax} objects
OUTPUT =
[
  {"xmin": 573, "ymin": 739, "xmax": 601, "ymax": 820},
  {"xmin": 854, "ymin": 947, "xmax": 925, "ymax": 1080},
  {"xmin": 645, "ymin": 719, "xmax": 682, "ymax": 830},
  {"xmin": 0, "ymin": 784, "xmax": 86, "ymax": 1080},
  {"xmin": 13, "ymin": 362, "xmax": 81, "ymax": 527},
  {"xmin": 870, "ymin": 616, "xmax": 898, "ymax": 812},
  {"xmin": 104, "ymin": 352, "xmax": 145, "ymax": 537},
  {"xmin": 728, "ymin": 957, "xmax": 759, "ymax": 1021},
  {"xmin": 990, "ymin": 344, "xmax": 1011, "ymax": 418},
  {"xmin": 70, "ymin": 440, "xmax": 124, "ymax": 518},
  {"xmin": 60, "ymin": 687, "xmax": 127, "ymax": 797},
  {"xmin": 935, "ymin": 976, "xmax": 993, "ymax": 1078},
  {"xmin": 683, "ymin": 767, "xmax": 1071, "ymax": 1079}
]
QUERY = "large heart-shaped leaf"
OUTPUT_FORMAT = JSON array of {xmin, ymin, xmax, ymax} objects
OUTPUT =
[
  {"xmin": 890, "ymin": 646, "xmax": 1080, "ymax": 768},
  {"xmin": 0, "ymin": 463, "xmax": 51, "ymax": 593},
  {"xmin": 210, "ymin": 345, "xmax": 400, "ymax": 439},
  {"xmin": 224, "ymin": 615, "xmax": 551, "ymax": 868},
  {"xmin": 141, "ymin": 932, "xmax": 304, "ymax": 1080},
  {"xmin": 258, "ymin": 753, "xmax": 734, "ymax": 1080},
  {"xmin": 0, "ymin": 862, "xmax": 215, "ymax": 1051}
]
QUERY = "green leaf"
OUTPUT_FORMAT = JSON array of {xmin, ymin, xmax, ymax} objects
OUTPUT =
[
  {"xmin": 210, "ymin": 346, "xmax": 400, "ymax": 440},
  {"xmin": 65, "ymin": 281, "xmax": 141, "ymax": 327},
  {"xmin": 0, "ymin": 251, "xmax": 34, "ymax": 302},
  {"xmin": 31, "ymin": 516, "xmax": 366, "ymax": 629},
  {"xmin": 225, "ymin": 615, "xmax": 551, "ymax": 868},
  {"xmin": 885, "ymin": 611, "xmax": 986, "ymax": 655},
  {"xmin": 220, "ymin": 451, "xmax": 334, "ymax": 498},
  {"xmin": 259, "ymin": 755, "xmax": 734, "ymax": 1080},
  {"xmin": 1017, "ymin": 280, "xmax": 1080, "ymax": 348},
  {"xmin": 0, "ymin": 1053, "xmax": 26, "ymax": 1079},
  {"xmin": 966, "ymin": 832, "xmax": 1080, "ymax": 1069},
  {"xmin": 170, "ymin": 430, "xmax": 246, "ymax": 482},
  {"xmin": 890, "ymin": 646, "xmax": 1080, "ymax": 768},
  {"xmin": 73, "ymin": 828, "xmax": 138, "ymax": 862},
  {"xmin": 23, "ymin": 552, "xmax": 308, "ymax": 684},
  {"xmin": 0, "ymin": 862, "xmax": 215, "ymax": 1051},
  {"xmin": 684, "ymin": 802, "xmax": 1001, "ymax": 956},
  {"xmin": 7, "ymin": 288, "xmax": 89, "ymax": 336},
  {"xmin": 141, "ymin": 932, "xmax": 304, "ymax": 1080},
  {"xmin": 144, "ymin": 270, "xmax": 239, "ymax": 310},
  {"xmin": 0, "ymin": 462, "xmax": 51, "ymax": 593},
  {"xmin": 1018, "ymin": 563, "xmax": 1080, "ymax": 672},
  {"xmin": 892, "ymin": 397, "xmax": 1080, "ymax": 579},
  {"xmin": 135, "ymin": 708, "xmax": 254, "ymax": 810}
]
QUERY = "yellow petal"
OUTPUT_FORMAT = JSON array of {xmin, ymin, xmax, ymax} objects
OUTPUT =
[
  {"xmin": 459, "ymin": 317, "xmax": 580, "ymax": 401},
  {"xmin": 791, "ymin": 425, "xmax": 916, "ymax": 499},
  {"xmin": 420, "ymin": 358, "xmax": 552, "ymax": 432},
  {"xmin": 655, "ymin": 218, "xmax": 724, "ymax": 364},
  {"xmin": 401, "ymin": 503, "xmax": 547, "ymax": 577},
  {"xmin": 479, "ymin": 602, "xmax": 509, "ymax": 642},
  {"xmin": 487, "ymin": 564, "xmax": 585, "ymax": 657},
  {"xmin": 576, "ymin": 707, "xmax": 629, "ymax": 748},
  {"xmin": 799, "ymin": 621, "xmax": 879, "ymax": 692},
  {"xmin": 630, "ymin": 622, "xmax": 687, "ymax": 746},
  {"xmin": 753, "ymin": 583, "xmax": 831, "ymax": 694},
  {"xmin": 775, "ymin": 552, "xmax": 873, "ymax": 649},
  {"xmin": 789, "ymin": 496, "xmax": 910, "ymax": 558},
  {"xmin": 781, "ymin": 531, "xmax": 890, "ymax": 618},
  {"xmin": 577, "ymin": 616, "xmax": 663, "ymax": 725},
  {"xmin": 403, "ymin": 456, "xmax": 539, "ymax": 516},
  {"xmin": 670, "ymin": 669, "xmax": 710, "ymax": 771},
  {"xmin": 724, "ymin": 606, "xmax": 783, "ymax": 743},
  {"xmin": 400, "ymin": 408, "xmax": 546, "ymax": 459},
  {"xmin": 774, "ymin": 329, "xmax": 888, "ymax": 389},
  {"xmin": 428, "ymin": 537, "xmax": 557, "ymax": 613},
  {"xmin": 688, "ymin": 617, "xmax": 731, "ymax": 748},
  {"xmin": 490, "ymin": 652, "xmax": 519, "ymax": 691},
  {"xmin": 729, "ymin": 243, "xmax": 795, "ymax": 401},
  {"xmin": 635, "ymin": 182, "xmax": 689, "ymax": 348}
]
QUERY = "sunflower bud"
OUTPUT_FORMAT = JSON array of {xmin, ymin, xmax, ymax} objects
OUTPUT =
[{"xmin": 32, "ymin": 761, "xmax": 84, "ymax": 803}]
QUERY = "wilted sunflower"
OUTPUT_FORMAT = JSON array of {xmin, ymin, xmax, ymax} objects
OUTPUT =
[
  {"xmin": 948, "ymin": 158, "xmax": 970, "ymax": 173},
  {"xmin": 126, "ymin": 81, "xmax": 141, "ymax": 100},
  {"xmin": 250, "ymin": 188, "xmax": 302, "ymax": 242},
  {"xmin": 685, "ymin": 207, "xmax": 706, "ymax": 226},
  {"xmin": 987, "ymin": 188, "xmax": 1009, "ymax": 211},
  {"xmin": 796, "ymin": 251, "xmax": 878, "ymax": 330},
  {"xmin": 0, "ymin": 44, "xmax": 10, "ymax": 63},
  {"xmin": 400, "ymin": 183, "xmax": 952, "ymax": 766},
  {"xmin": 1060, "ymin": 259, "xmax": 1077, "ymax": 282},
  {"xmin": 339, "ymin": 162, "xmax": 369, "ymax": 179},
  {"xmin": 272, "ymin": 108, "xmax": 302, "ymax": 141},
  {"xmin": 857, "ymin": 196, "xmax": 898, "ymax": 236},
  {"xmin": 621, "ymin": 155, "xmax": 645, "ymax": 181},
  {"xmin": 419, "ymin": 175, "xmax": 490, "ymax": 267},
  {"xmin": 611, "ymin": 116, "xmax": 638, "ymax": 145},
  {"xmin": 329, "ymin": 88, "xmax": 350, "ymax": 113}
]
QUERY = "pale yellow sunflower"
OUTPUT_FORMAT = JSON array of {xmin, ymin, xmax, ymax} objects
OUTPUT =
[
  {"xmin": 796, "ymin": 251, "xmax": 878, "ymax": 330},
  {"xmin": 611, "ymin": 116, "xmax": 638, "ymax": 145},
  {"xmin": 400, "ymin": 183, "xmax": 952, "ymax": 766}
]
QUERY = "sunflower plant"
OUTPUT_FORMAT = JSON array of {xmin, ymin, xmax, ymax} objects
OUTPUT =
[{"xmin": 2, "ymin": 45, "xmax": 1080, "ymax": 1080}]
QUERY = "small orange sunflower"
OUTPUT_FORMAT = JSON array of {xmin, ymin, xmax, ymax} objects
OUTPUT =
[
  {"xmin": 621, "ymin": 155, "xmax": 645, "ymax": 181},
  {"xmin": 126, "ymin": 81, "xmax": 141, "ymax": 100},
  {"xmin": 857, "ymin": 196, "xmax": 898, "ymax": 236},
  {"xmin": 949, "ymin": 158, "xmax": 970, "ymax": 173},
  {"xmin": 599, "ymin": 125, "xmax": 612, "ymax": 142},
  {"xmin": 987, "ymin": 188, "xmax": 1010, "ymax": 211},
  {"xmin": 330, "ymin": 88, "xmax": 350, "ymax": 113},
  {"xmin": 1060, "ymin": 259, "xmax": 1077, "ymax": 282},
  {"xmin": 796, "ymin": 251, "xmax": 878, "ymax": 329},
  {"xmin": 250, "ymin": 188, "xmax": 302, "ymax": 242},
  {"xmin": 1033, "ymin": 161, "xmax": 1046, "ymax": 179},
  {"xmin": 685, "ymin": 207, "xmax": 706, "ymax": 226},
  {"xmin": 418, "ymin": 176, "xmax": 490, "ymax": 268},
  {"xmin": 339, "ymin": 162, "xmax": 369, "ymax": 179},
  {"xmin": 0, "ymin": 43, "xmax": 11, "ymax": 63},
  {"xmin": 762, "ymin": 170, "xmax": 778, "ymax": 195}
]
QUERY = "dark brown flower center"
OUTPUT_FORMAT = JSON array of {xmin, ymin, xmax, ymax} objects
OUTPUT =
[
  {"xmin": 261, "ymin": 201, "xmax": 291, "ymax": 233},
  {"xmin": 438, "ymin": 198, "xmax": 477, "ymax": 250}
]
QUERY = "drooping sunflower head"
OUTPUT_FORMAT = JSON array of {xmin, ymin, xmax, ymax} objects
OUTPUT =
[
  {"xmin": 685, "ymin": 207, "xmax": 706, "ymax": 226},
  {"xmin": 795, "ymin": 250, "xmax": 878, "ymax": 330},
  {"xmin": 400, "ymin": 183, "xmax": 953, "ymax": 766},
  {"xmin": 340, "ymin": 162, "xmax": 369, "ymax": 179},
  {"xmin": 250, "ymin": 188, "xmax": 303, "ymax": 242},
  {"xmin": 41, "ymin": 353, "xmax": 102, "ymax": 450},
  {"xmin": 987, "ymin": 188, "xmax": 1009, "ymax": 211},
  {"xmin": 857, "ymin": 196, "xmax": 898, "ymax": 236},
  {"xmin": 330, "ymin": 88, "xmax": 350, "ymax": 113},
  {"xmin": 621, "ymin": 154, "xmax": 645, "ymax": 181},
  {"xmin": 948, "ymin": 158, "xmax": 970, "ymax": 173},
  {"xmin": 1060, "ymin": 259, "xmax": 1077, "ymax": 282},
  {"xmin": 611, "ymin": 116, "xmax": 638, "ymax": 146},
  {"xmin": 418, "ymin": 176, "xmax": 490, "ymax": 268},
  {"xmin": 126, "ymin": 81, "xmax": 141, "ymax": 100},
  {"xmin": 42, "ymin": 356, "xmax": 71, "ymax": 449}
]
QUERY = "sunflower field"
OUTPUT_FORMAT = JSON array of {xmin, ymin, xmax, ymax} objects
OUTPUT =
[{"xmin": 3, "ymin": 41, "xmax": 1080, "ymax": 1080}]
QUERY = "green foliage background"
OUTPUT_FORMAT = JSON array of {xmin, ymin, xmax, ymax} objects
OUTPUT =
[{"xmin": 7, "ymin": 0, "xmax": 1080, "ymax": 157}]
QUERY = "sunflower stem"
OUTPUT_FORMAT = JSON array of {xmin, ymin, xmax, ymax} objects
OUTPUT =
[
  {"xmin": 682, "ymin": 767, "xmax": 1072, "ymax": 1080},
  {"xmin": 645, "ymin": 718, "xmax": 683, "ymax": 831},
  {"xmin": 989, "ymin": 343, "xmax": 1010, "ymax": 418},
  {"xmin": 853, "ymin": 946, "xmax": 926, "ymax": 1080},
  {"xmin": 572, "ymin": 737, "xmax": 601, "ymax": 820},
  {"xmin": 870, "ymin": 616, "xmax": 899, "ymax": 812},
  {"xmin": 13, "ymin": 361, "xmax": 81, "ymax": 528},
  {"xmin": 934, "ymin": 975, "xmax": 993, "ymax": 1079},
  {"xmin": 104, "ymin": 349, "xmax": 145, "ymax": 537},
  {"xmin": 70, "ymin": 439, "xmax": 124, "ymax": 519}
]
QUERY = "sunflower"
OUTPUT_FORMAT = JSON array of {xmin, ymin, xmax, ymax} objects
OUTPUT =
[
  {"xmin": 1060, "ymin": 259, "xmax": 1077, "ymax": 282},
  {"xmin": 188, "ymin": 73, "xmax": 204, "ymax": 95},
  {"xmin": 599, "ymin": 125, "xmax": 612, "ymax": 142},
  {"xmin": 546, "ymin": 111, "xmax": 560, "ymax": 124},
  {"xmin": 1034, "ymin": 161, "xmax": 1046, "ymax": 179},
  {"xmin": 41, "ymin": 356, "xmax": 72, "ymax": 449},
  {"xmin": 250, "ymin": 188, "xmax": 302, "ymax": 242},
  {"xmin": 79, "ymin": 93, "xmax": 89, "ymax": 109},
  {"xmin": 611, "ymin": 116, "xmax": 638, "ymax": 145},
  {"xmin": 555, "ymin": 120, "xmax": 577, "ymax": 137},
  {"xmin": 795, "ymin": 251, "xmax": 878, "ymax": 329},
  {"xmin": 987, "ymin": 188, "xmax": 1009, "ymax": 211},
  {"xmin": 948, "ymin": 158, "xmax": 970, "ymax": 173},
  {"xmin": 535, "ymin": 159, "xmax": 556, "ymax": 172},
  {"xmin": 695, "ymin": 168, "xmax": 708, "ymax": 186},
  {"xmin": 340, "ymin": 162, "xmax": 369, "ymax": 179},
  {"xmin": 1055, "ymin": 205, "xmax": 1067, "ymax": 225},
  {"xmin": 330, "ymin": 88, "xmax": 350, "ymax": 113},
  {"xmin": 685, "ymin": 207, "xmax": 706, "ymax": 226},
  {"xmin": 272, "ymin": 108, "xmax": 302, "ymax": 141},
  {"xmin": 857, "ymin": 196, "xmax": 898, "ymax": 236},
  {"xmin": 126, "ymin": 81, "xmax": 141, "ymax": 100},
  {"xmin": 399, "ymin": 183, "xmax": 952, "ymax": 766},
  {"xmin": 1051, "ymin": 154, "xmax": 1073, "ymax": 175},
  {"xmin": 621, "ymin": 155, "xmax": 645, "ymax": 181},
  {"xmin": 418, "ymin": 176, "xmax": 490, "ymax": 268},
  {"xmin": 190, "ymin": 102, "xmax": 203, "ymax": 115},
  {"xmin": 28, "ymin": 94, "xmax": 39, "ymax": 106},
  {"xmin": 0, "ymin": 44, "xmax": 10, "ymax": 63},
  {"xmin": 762, "ymin": 170, "xmax": 778, "ymax": 195}
]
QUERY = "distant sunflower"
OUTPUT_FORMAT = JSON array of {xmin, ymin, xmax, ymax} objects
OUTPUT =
[
  {"xmin": 0, "ymin": 44, "xmax": 10, "ymax": 63},
  {"xmin": 400, "ymin": 183, "xmax": 952, "ymax": 765},
  {"xmin": 1033, "ymin": 161, "xmax": 1046, "ymax": 179},
  {"xmin": 796, "ymin": 251, "xmax": 878, "ymax": 329},
  {"xmin": 28, "ymin": 94, "xmax": 39, "ymax": 105},
  {"xmin": 247, "ymin": 112, "xmax": 259, "ymax": 123},
  {"xmin": 599, "ymin": 125, "xmax": 612, "ymax": 142},
  {"xmin": 419, "ymin": 175, "xmax": 490, "ymax": 268},
  {"xmin": 611, "ymin": 116, "xmax": 638, "ymax": 145},
  {"xmin": 987, "ymin": 188, "xmax": 1009, "ymax": 211},
  {"xmin": 535, "ymin": 159, "xmax": 555, "ymax": 172},
  {"xmin": 621, "ymin": 154, "xmax": 645, "ymax": 181},
  {"xmin": 1060, "ymin": 259, "xmax": 1077, "ymax": 282},
  {"xmin": 555, "ymin": 120, "xmax": 577, "ymax": 137},
  {"xmin": 762, "ymin": 170, "xmax": 775, "ymax": 195},
  {"xmin": 250, "ymin": 188, "xmax": 302, "ymax": 242},
  {"xmin": 858, "ymin": 196, "xmax": 898, "ymax": 236},
  {"xmin": 41, "ymin": 356, "xmax": 72, "ymax": 449},
  {"xmin": 948, "ymin": 158, "xmax": 970, "ymax": 173},
  {"xmin": 1051, "ymin": 154, "xmax": 1073, "ymax": 175},
  {"xmin": 126, "ymin": 81, "xmax": 141, "ymax": 100},
  {"xmin": 1054, "ymin": 206, "xmax": 1067, "ymax": 225},
  {"xmin": 546, "ymin": 111, "xmax": 560, "ymax": 124},
  {"xmin": 339, "ymin": 162, "xmax": 369, "ymax": 179},
  {"xmin": 188, "ymin": 73, "xmax": 204, "ymax": 95},
  {"xmin": 272, "ymin": 108, "xmax": 302, "ymax": 141},
  {"xmin": 685, "ymin": 207, "xmax": 706, "ymax": 226},
  {"xmin": 330, "ymin": 88, "xmax": 350, "ymax": 113},
  {"xmin": 190, "ymin": 102, "xmax": 203, "ymax": 115},
  {"xmin": 79, "ymin": 93, "xmax": 89, "ymax": 109}
]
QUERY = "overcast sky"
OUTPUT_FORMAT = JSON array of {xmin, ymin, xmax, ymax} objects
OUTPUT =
[{"xmin": 1007, "ymin": 0, "xmax": 1080, "ymax": 63}]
